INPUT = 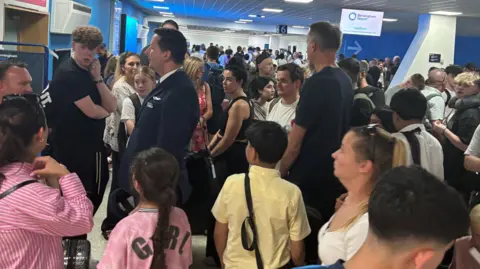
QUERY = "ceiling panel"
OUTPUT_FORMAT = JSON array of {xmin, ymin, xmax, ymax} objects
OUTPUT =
[{"xmin": 131, "ymin": 0, "xmax": 480, "ymax": 35}]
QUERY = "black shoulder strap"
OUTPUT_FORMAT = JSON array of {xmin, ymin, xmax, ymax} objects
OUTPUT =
[
  {"xmin": 402, "ymin": 128, "xmax": 422, "ymax": 165},
  {"xmin": 129, "ymin": 93, "xmax": 142, "ymax": 122},
  {"xmin": 241, "ymin": 173, "xmax": 264, "ymax": 269},
  {"xmin": 0, "ymin": 180, "xmax": 39, "ymax": 200}
]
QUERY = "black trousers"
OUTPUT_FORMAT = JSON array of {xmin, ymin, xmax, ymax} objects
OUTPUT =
[
  {"xmin": 101, "ymin": 150, "xmax": 122, "ymax": 232},
  {"xmin": 59, "ymin": 147, "xmax": 110, "ymax": 239}
]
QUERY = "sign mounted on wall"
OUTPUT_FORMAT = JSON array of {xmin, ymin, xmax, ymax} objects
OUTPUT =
[
  {"xmin": 340, "ymin": 9, "xmax": 384, "ymax": 37},
  {"xmin": 429, "ymin": 53, "xmax": 442, "ymax": 63},
  {"xmin": 277, "ymin": 25, "xmax": 288, "ymax": 34}
]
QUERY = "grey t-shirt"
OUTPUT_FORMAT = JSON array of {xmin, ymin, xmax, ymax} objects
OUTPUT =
[{"xmin": 465, "ymin": 124, "xmax": 480, "ymax": 156}]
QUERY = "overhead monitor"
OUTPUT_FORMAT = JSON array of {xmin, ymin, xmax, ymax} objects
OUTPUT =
[{"xmin": 340, "ymin": 9, "xmax": 384, "ymax": 36}]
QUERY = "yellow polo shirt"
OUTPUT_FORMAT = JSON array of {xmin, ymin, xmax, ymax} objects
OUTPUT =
[{"xmin": 212, "ymin": 165, "xmax": 311, "ymax": 269}]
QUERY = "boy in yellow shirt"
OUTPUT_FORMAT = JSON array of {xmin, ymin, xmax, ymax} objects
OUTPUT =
[{"xmin": 212, "ymin": 121, "xmax": 311, "ymax": 269}]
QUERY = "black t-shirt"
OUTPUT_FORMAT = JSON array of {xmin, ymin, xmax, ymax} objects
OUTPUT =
[
  {"xmin": 290, "ymin": 66, "xmax": 353, "ymax": 191},
  {"xmin": 368, "ymin": 66, "xmax": 381, "ymax": 84},
  {"xmin": 42, "ymin": 58, "xmax": 105, "ymax": 153}
]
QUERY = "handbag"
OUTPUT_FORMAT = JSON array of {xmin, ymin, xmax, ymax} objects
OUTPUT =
[
  {"xmin": 241, "ymin": 173, "xmax": 264, "ymax": 269},
  {"xmin": 63, "ymin": 239, "xmax": 91, "ymax": 269},
  {"xmin": 0, "ymin": 179, "xmax": 91, "ymax": 269}
]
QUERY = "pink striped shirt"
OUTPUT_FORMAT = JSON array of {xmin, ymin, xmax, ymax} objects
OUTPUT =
[
  {"xmin": 0, "ymin": 162, "xmax": 94, "ymax": 269},
  {"xmin": 98, "ymin": 207, "xmax": 192, "ymax": 269}
]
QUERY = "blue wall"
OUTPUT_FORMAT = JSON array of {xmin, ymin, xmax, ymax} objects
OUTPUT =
[
  {"xmin": 47, "ymin": 0, "xmax": 146, "ymax": 79},
  {"xmin": 340, "ymin": 31, "xmax": 479, "ymax": 67}
]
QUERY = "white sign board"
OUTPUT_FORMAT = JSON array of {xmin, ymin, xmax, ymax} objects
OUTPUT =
[{"xmin": 340, "ymin": 9, "xmax": 384, "ymax": 37}]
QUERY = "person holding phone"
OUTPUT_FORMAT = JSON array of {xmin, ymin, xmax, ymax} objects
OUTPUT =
[{"xmin": 41, "ymin": 26, "xmax": 116, "ymax": 220}]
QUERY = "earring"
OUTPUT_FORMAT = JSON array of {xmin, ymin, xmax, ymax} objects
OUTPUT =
[{"xmin": 40, "ymin": 138, "xmax": 45, "ymax": 143}]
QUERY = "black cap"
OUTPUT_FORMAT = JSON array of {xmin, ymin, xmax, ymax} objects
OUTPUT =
[
  {"xmin": 390, "ymin": 88, "xmax": 427, "ymax": 121},
  {"xmin": 256, "ymin": 52, "xmax": 270, "ymax": 66}
]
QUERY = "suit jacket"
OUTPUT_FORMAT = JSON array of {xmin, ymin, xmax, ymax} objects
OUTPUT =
[{"xmin": 118, "ymin": 70, "xmax": 200, "ymax": 203}]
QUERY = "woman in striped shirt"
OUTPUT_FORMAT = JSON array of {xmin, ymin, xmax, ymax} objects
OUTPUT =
[{"xmin": 0, "ymin": 94, "xmax": 94, "ymax": 269}]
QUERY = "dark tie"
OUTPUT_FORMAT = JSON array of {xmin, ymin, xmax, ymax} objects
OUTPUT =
[{"xmin": 402, "ymin": 128, "xmax": 422, "ymax": 165}]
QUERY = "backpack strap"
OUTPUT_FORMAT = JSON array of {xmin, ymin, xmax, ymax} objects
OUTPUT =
[
  {"xmin": 353, "ymin": 93, "xmax": 376, "ymax": 110},
  {"xmin": 268, "ymin": 97, "xmax": 282, "ymax": 113},
  {"xmin": 0, "ymin": 180, "xmax": 39, "ymax": 200},
  {"xmin": 445, "ymin": 90, "xmax": 451, "ymax": 106},
  {"xmin": 129, "ymin": 93, "xmax": 142, "ymax": 122},
  {"xmin": 425, "ymin": 92, "xmax": 442, "ymax": 102}
]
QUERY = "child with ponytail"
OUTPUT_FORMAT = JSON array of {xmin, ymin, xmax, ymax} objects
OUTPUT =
[{"xmin": 98, "ymin": 148, "xmax": 192, "ymax": 269}]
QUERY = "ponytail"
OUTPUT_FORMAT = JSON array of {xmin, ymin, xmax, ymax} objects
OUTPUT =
[
  {"xmin": 130, "ymin": 148, "xmax": 179, "ymax": 269},
  {"xmin": 150, "ymin": 187, "xmax": 176, "ymax": 269}
]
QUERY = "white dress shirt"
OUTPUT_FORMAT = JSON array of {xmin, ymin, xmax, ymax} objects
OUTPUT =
[{"xmin": 393, "ymin": 123, "xmax": 444, "ymax": 180}]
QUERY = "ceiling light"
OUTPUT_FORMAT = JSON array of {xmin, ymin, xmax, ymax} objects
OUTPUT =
[
  {"xmin": 162, "ymin": 14, "xmax": 175, "ymax": 18},
  {"xmin": 249, "ymin": 14, "xmax": 265, "ymax": 18},
  {"xmin": 234, "ymin": 21, "xmax": 247, "ymax": 24},
  {"xmin": 147, "ymin": 0, "xmax": 164, "ymax": 2},
  {"xmin": 285, "ymin": 0, "xmax": 313, "ymax": 3},
  {"xmin": 262, "ymin": 8, "xmax": 283, "ymax": 13},
  {"xmin": 153, "ymin": 6, "xmax": 169, "ymax": 9},
  {"xmin": 429, "ymin": 11, "xmax": 463, "ymax": 16},
  {"xmin": 382, "ymin": 18, "xmax": 398, "ymax": 22},
  {"xmin": 159, "ymin": 11, "xmax": 173, "ymax": 15},
  {"xmin": 292, "ymin": 25, "xmax": 305, "ymax": 28},
  {"xmin": 224, "ymin": 30, "xmax": 235, "ymax": 33},
  {"xmin": 239, "ymin": 19, "xmax": 253, "ymax": 22}
]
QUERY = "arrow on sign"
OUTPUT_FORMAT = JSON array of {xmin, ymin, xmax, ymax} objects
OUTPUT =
[{"xmin": 347, "ymin": 41, "xmax": 363, "ymax": 55}]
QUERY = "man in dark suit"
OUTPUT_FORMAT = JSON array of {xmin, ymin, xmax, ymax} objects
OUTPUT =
[{"xmin": 118, "ymin": 28, "xmax": 200, "ymax": 204}]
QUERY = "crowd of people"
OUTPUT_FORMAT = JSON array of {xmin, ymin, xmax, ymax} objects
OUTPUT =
[{"xmin": 0, "ymin": 18, "xmax": 478, "ymax": 269}]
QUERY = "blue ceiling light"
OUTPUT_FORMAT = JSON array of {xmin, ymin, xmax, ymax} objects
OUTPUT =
[
  {"xmin": 249, "ymin": 14, "xmax": 265, "ymax": 18},
  {"xmin": 262, "ymin": 8, "xmax": 283, "ymax": 13},
  {"xmin": 153, "ymin": 6, "xmax": 169, "ymax": 9}
]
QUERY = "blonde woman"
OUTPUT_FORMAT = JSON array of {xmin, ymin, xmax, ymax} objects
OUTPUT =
[
  {"xmin": 103, "ymin": 56, "xmax": 118, "ymax": 88},
  {"xmin": 184, "ymin": 57, "xmax": 213, "ymax": 151},
  {"xmin": 101, "ymin": 52, "xmax": 139, "ymax": 238},
  {"xmin": 450, "ymin": 204, "xmax": 480, "ymax": 269},
  {"xmin": 318, "ymin": 125, "xmax": 407, "ymax": 265}
]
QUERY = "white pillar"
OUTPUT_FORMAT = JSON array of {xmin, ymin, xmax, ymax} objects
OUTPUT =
[
  {"xmin": 390, "ymin": 14, "xmax": 457, "ymax": 88},
  {"xmin": 269, "ymin": 35, "xmax": 280, "ymax": 50}
]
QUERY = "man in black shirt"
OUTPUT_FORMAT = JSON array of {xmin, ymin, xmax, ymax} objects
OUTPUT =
[
  {"xmin": 280, "ymin": 21, "xmax": 353, "ymax": 221},
  {"xmin": 41, "ymin": 26, "xmax": 117, "ymax": 215}
]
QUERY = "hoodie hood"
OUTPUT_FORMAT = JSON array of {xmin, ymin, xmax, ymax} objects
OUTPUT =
[{"xmin": 450, "ymin": 93, "xmax": 480, "ymax": 110}]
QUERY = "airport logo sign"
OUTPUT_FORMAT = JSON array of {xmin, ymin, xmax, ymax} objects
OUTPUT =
[{"xmin": 340, "ymin": 9, "xmax": 384, "ymax": 37}]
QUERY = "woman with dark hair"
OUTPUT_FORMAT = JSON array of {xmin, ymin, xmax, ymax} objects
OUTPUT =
[
  {"xmin": 0, "ymin": 94, "xmax": 93, "ymax": 268},
  {"xmin": 249, "ymin": 76, "xmax": 275, "ymax": 120},
  {"xmin": 206, "ymin": 60, "xmax": 253, "ymax": 265}
]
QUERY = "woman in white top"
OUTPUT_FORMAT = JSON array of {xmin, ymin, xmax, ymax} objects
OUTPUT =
[
  {"xmin": 102, "ymin": 52, "xmax": 139, "ymax": 236},
  {"xmin": 318, "ymin": 125, "xmax": 407, "ymax": 265}
]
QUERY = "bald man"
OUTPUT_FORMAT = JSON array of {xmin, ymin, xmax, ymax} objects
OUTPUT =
[{"xmin": 422, "ymin": 69, "xmax": 447, "ymax": 123}]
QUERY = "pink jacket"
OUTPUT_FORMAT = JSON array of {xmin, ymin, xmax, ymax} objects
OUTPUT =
[{"xmin": 98, "ymin": 207, "xmax": 192, "ymax": 269}]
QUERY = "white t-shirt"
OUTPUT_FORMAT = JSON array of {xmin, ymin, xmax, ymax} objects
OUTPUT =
[
  {"xmin": 294, "ymin": 58, "xmax": 303, "ymax": 66},
  {"xmin": 318, "ymin": 213, "xmax": 369, "ymax": 265},
  {"xmin": 121, "ymin": 94, "xmax": 145, "ymax": 122},
  {"xmin": 266, "ymin": 99, "xmax": 298, "ymax": 131}
]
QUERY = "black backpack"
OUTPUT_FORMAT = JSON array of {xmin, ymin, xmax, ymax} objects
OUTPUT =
[
  {"xmin": 118, "ymin": 93, "xmax": 142, "ymax": 155},
  {"xmin": 205, "ymin": 64, "xmax": 225, "ymax": 134}
]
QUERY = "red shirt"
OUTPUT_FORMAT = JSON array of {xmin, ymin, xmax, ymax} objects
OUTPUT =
[{"xmin": 0, "ymin": 162, "xmax": 94, "ymax": 269}]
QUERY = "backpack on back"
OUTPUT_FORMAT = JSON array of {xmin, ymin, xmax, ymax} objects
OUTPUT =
[{"xmin": 205, "ymin": 64, "xmax": 225, "ymax": 134}]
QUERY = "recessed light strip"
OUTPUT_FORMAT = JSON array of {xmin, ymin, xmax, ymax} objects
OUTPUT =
[
  {"xmin": 292, "ymin": 25, "xmax": 305, "ymax": 28},
  {"xmin": 249, "ymin": 14, "xmax": 265, "ymax": 18},
  {"xmin": 285, "ymin": 0, "xmax": 313, "ymax": 3},
  {"xmin": 239, "ymin": 19, "xmax": 253, "ymax": 22},
  {"xmin": 159, "ymin": 11, "xmax": 173, "ymax": 15},
  {"xmin": 234, "ymin": 21, "xmax": 247, "ymax": 24},
  {"xmin": 429, "ymin": 11, "xmax": 463, "ymax": 16},
  {"xmin": 382, "ymin": 18, "xmax": 398, "ymax": 22},
  {"xmin": 153, "ymin": 6, "xmax": 169, "ymax": 9},
  {"xmin": 262, "ymin": 8, "xmax": 283, "ymax": 13}
]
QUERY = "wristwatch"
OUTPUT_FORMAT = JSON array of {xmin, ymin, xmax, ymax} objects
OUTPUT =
[{"xmin": 94, "ymin": 78, "xmax": 104, "ymax": 84}]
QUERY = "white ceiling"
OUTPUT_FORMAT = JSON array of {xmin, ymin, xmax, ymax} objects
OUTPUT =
[{"xmin": 132, "ymin": 0, "xmax": 480, "ymax": 35}]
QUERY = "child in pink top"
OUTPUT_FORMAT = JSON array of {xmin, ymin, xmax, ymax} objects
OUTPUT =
[{"xmin": 98, "ymin": 148, "xmax": 192, "ymax": 269}]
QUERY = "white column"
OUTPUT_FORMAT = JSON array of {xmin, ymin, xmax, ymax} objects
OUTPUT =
[
  {"xmin": 390, "ymin": 14, "xmax": 457, "ymax": 88},
  {"xmin": 269, "ymin": 35, "xmax": 280, "ymax": 50}
]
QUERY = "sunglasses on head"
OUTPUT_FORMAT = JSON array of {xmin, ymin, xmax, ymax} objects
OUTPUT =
[
  {"xmin": 2, "ymin": 93, "xmax": 40, "ymax": 105},
  {"xmin": 360, "ymin": 124, "xmax": 379, "ymax": 163}
]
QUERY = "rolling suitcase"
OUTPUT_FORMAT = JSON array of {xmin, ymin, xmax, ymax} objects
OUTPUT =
[{"xmin": 63, "ymin": 239, "xmax": 91, "ymax": 269}]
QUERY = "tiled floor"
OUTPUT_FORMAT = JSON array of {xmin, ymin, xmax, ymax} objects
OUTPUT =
[{"xmin": 88, "ymin": 177, "xmax": 214, "ymax": 269}]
